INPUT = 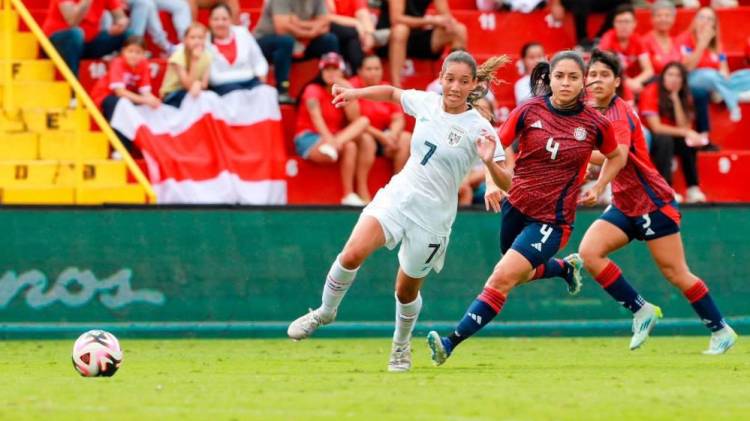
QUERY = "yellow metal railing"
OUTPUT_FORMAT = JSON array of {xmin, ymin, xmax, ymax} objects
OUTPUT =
[{"xmin": 3, "ymin": 0, "xmax": 156, "ymax": 203}]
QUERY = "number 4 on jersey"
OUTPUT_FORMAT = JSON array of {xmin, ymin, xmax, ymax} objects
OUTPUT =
[{"xmin": 546, "ymin": 137, "xmax": 559, "ymax": 160}]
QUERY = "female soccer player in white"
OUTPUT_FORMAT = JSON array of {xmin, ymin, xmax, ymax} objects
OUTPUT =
[{"xmin": 287, "ymin": 51, "xmax": 512, "ymax": 372}]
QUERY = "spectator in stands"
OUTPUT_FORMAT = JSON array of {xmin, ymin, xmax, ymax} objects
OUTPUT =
[
  {"xmin": 598, "ymin": 4, "xmax": 653, "ymax": 95},
  {"xmin": 43, "ymin": 0, "xmax": 130, "ymax": 78},
  {"xmin": 376, "ymin": 0, "xmax": 467, "ymax": 87},
  {"xmin": 680, "ymin": 7, "xmax": 742, "ymax": 127},
  {"xmin": 640, "ymin": 61, "xmax": 708, "ymax": 203},
  {"xmin": 160, "ymin": 23, "xmax": 212, "ymax": 106},
  {"xmin": 124, "ymin": 0, "xmax": 180, "ymax": 54},
  {"xmin": 207, "ymin": 3, "xmax": 268, "ymax": 96},
  {"xmin": 92, "ymin": 36, "xmax": 160, "ymax": 151},
  {"xmin": 548, "ymin": 0, "xmax": 631, "ymax": 51},
  {"xmin": 326, "ymin": 0, "xmax": 375, "ymax": 72},
  {"xmin": 295, "ymin": 53, "xmax": 371, "ymax": 206},
  {"xmin": 254, "ymin": 0, "xmax": 340, "ymax": 105},
  {"xmin": 514, "ymin": 42, "xmax": 545, "ymax": 105},
  {"xmin": 642, "ymin": 1, "xmax": 682, "ymax": 76},
  {"xmin": 189, "ymin": 0, "xmax": 239, "ymax": 23},
  {"xmin": 476, "ymin": 0, "xmax": 545, "ymax": 13},
  {"xmin": 350, "ymin": 55, "xmax": 411, "ymax": 200}
]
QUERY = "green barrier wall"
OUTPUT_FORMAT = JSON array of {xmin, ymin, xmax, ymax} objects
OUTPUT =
[{"xmin": 0, "ymin": 206, "xmax": 747, "ymax": 338}]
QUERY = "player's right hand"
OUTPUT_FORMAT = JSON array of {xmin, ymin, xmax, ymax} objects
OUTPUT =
[
  {"xmin": 332, "ymin": 85, "xmax": 357, "ymax": 108},
  {"xmin": 484, "ymin": 184, "xmax": 504, "ymax": 213}
]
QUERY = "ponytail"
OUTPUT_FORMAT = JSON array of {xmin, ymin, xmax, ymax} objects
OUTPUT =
[{"xmin": 467, "ymin": 55, "xmax": 510, "ymax": 106}]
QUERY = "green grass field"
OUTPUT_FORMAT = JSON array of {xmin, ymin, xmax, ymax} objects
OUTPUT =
[{"xmin": 0, "ymin": 337, "xmax": 747, "ymax": 421}]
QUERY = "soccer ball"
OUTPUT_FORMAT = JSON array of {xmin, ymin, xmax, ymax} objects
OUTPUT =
[{"xmin": 71, "ymin": 330, "xmax": 123, "ymax": 377}]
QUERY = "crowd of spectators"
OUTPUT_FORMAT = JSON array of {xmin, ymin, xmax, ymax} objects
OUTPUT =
[{"xmin": 41, "ymin": 0, "xmax": 749, "ymax": 205}]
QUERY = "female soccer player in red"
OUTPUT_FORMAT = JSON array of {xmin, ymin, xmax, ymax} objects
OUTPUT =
[
  {"xmin": 575, "ymin": 49, "xmax": 737, "ymax": 354},
  {"xmin": 427, "ymin": 51, "xmax": 627, "ymax": 365}
]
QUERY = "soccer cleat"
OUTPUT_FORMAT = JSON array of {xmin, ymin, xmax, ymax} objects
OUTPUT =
[
  {"xmin": 387, "ymin": 343, "xmax": 412, "ymax": 372},
  {"xmin": 562, "ymin": 253, "xmax": 584, "ymax": 295},
  {"xmin": 629, "ymin": 303, "xmax": 663, "ymax": 350},
  {"xmin": 287, "ymin": 308, "xmax": 335, "ymax": 340},
  {"xmin": 427, "ymin": 331, "xmax": 452, "ymax": 366},
  {"xmin": 703, "ymin": 325, "xmax": 738, "ymax": 355}
]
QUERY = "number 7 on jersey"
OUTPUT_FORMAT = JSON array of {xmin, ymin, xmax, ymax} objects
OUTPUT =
[{"xmin": 421, "ymin": 141, "xmax": 437, "ymax": 165}]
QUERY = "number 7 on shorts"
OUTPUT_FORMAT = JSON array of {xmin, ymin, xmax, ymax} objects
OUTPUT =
[{"xmin": 425, "ymin": 243, "xmax": 441, "ymax": 264}]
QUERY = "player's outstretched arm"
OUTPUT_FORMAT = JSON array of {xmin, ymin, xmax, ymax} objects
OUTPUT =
[
  {"xmin": 332, "ymin": 84, "xmax": 403, "ymax": 108},
  {"xmin": 476, "ymin": 131, "xmax": 512, "ymax": 194}
]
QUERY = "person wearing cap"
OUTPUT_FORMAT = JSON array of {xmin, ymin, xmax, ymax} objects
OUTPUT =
[
  {"xmin": 254, "ymin": 0, "xmax": 340, "ymax": 104},
  {"xmin": 295, "ymin": 53, "xmax": 371, "ymax": 206}
]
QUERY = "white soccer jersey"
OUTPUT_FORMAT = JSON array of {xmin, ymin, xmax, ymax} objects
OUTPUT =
[{"xmin": 375, "ymin": 89, "xmax": 505, "ymax": 236}]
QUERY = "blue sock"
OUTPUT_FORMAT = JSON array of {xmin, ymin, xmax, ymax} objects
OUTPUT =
[
  {"xmin": 685, "ymin": 280, "xmax": 726, "ymax": 332},
  {"xmin": 595, "ymin": 262, "xmax": 644, "ymax": 313},
  {"xmin": 446, "ymin": 287, "xmax": 506, "ymax": 351}
]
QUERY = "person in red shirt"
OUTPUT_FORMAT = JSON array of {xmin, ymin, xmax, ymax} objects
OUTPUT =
[
  {"xmin": 639, "ymin": 62, "xmax": 707, "ymax": 203},
  {"xmin": 577, "ymin": 49, "xmax": 736, "ymax": 355},
  {"xmin": 43, "ymin": 0, "xmax": 130, "ymax": 78},
  {"xmin": 641, "ymin": 1, "xmax": 682, "ymax": 76},
  {"xmin": 350, "ymin": 56, "xmax": 411, "ymax": 186},
  {"xmin": 92, "ymin": 36, "xmax": 160, "ymax": 151},
  {"xmin": 326, "ymin": 0, "xmax": 375, "ymax": 71},
  {"xmin": 679, "ymin": 6, "xmax": 741, "ymax": 142},
  {"xmin": 295, "ymin": 53, "xmax": 371, "ymax": 206},
  {"xmin": 597, "ymin": 4, "xmax": 654, "ymax": 95},
  {"xmin": 426, "ymin": 51, "xmax": 627, "ymax": 366}
]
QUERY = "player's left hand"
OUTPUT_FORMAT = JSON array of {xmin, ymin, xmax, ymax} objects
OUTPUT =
[
  {"xmin": 578, "ymin": 184, "xmax": 603, "ymax": 207},
  {"xmin": 476, "ymin": 130, "xmax": 497, "ymax": 164}
]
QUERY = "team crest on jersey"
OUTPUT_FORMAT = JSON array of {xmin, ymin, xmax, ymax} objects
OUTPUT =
[
  {"xmin": 447, "ymin": 126, "xmax": 466, "ymax": 147},
  {"xmin": 573, "ymin": 127, "xmax": 587, "ymax": 141}
]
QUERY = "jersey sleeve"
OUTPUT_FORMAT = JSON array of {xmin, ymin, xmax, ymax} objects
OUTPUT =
[
  {"xmin": 302, "ymin": 84, "xmax": 324, "ymax": 104},
  {"xmin": 596, "ymin": 118, "xmax": 619, "ymax": 155},
  {"xmin": 638, "ymin": 85, "xmax": 659, "ymax": 117},
  {"xmin": 611, "ymin": 120, "xmax": 632, "ymax": 147},
  {"xmin": 399, "ymin": 89, "xmax": 433, "ymax": 118},
  {"xmin": 497, "ymin": 103, "xmax": 526, "ymax": 148},
  {"xmin": 474, "ymin": 119, "xmax": 505, "ymax": 163},
  {"xmin": 108, "ymin": 59, "xmax": 127, "ymax": 90},
  {"xmin": 106, "ymin": 0, "xmax": 122, "ymax": 10}
]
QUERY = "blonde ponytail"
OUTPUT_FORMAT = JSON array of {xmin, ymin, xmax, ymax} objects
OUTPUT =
[{"xmin": 467, "ymin": 55, "xmax": 510, "ymax": 106}]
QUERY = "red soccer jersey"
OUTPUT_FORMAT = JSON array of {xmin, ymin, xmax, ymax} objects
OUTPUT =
[
  {"xmin": 598, "ymin": 29, "xmax": 647, "ymax": 78},
  {"xmin": 641, "ymin": 31, "xmax": 681, "ymax": 75},
  {"xmin": 43, "ymin": 0, "xmax": 122, "ymax": 42},
  {"xmin": 295, "ymin": 84, "xmax": 346, "ymax": 137},
  {"xmin": 638, "ymin": 83, "xmax": 677, "ymax": 127},
  {"xmin": 604, "ymin": 97, "xmax": 675, "ymax": 216},
  {"xmin": 677, "ymin": 32, "xmax": 726, "ymax": 71},
  {"xmin": 91, "ymin": 57, "xmax": 152, "ymax": 107},
  {"xmin": 350, "ymin": 76, "xmax": 402, "ymax": 131},
  {"xmin": 499, "ymin": 96, "xmax": 618, "ymax": 226}
]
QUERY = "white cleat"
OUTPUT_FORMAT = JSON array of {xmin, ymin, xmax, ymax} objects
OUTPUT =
[
  {"xmin": 387, "ymin": 343, "xmax": 412, "ymax": 372},
  {"xmin": 630, "ymin": 303, "xmax": 663, "ymax": 350},
  {"xmin": 287, "ymin": 308, "xmax": 335, "ymax": 340},
  {"xmin": 563, "ymin": 253, "xmax": 584, "ymax": 295},
  {"xmin": 703, "ymin": 325, "xmax": 738, "ymax": 355}
]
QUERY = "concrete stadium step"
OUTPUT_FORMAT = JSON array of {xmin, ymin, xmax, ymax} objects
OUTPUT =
[
  {"xmin": 23, "ymin": 108, "xmax": 90, "ymax": 132},
  {"xmin": 0, "ymin": 32, "xmax": 38, "ymax": 60},
  {"xmin": 38, "ymin": 131, "xmax": 109, "ymax": 160},
  {"xmin": 0, "ymin": 159, "xmax": 127, "ymax": 186},
  {"xmin": 0, "ymin": 185, "xmax": 74, "ymax": 204},
  {"xmin": 0, "ymin": 10, "xmax": 19, "ymax": 31},
  {"xmin": 0, "ymin": 60, "xmax": 55, "ymax": 82},
  {"xmin": 0, "ymin": 132, "xmax": 37, "ymax": 159},
  {"xmin": 0, "ymin": 82, "xmax": 70, "ymax": 108},
  {"xmin": 76, "ymin": 184, "xmax": 146, "ymax": 204},
  {"xmin": 286, "ymin": 157, "xmax": 393, "ymax": 204},
  {"xmin": 673, "ymin": 150, "xmax": 750, "ymax": 202}
]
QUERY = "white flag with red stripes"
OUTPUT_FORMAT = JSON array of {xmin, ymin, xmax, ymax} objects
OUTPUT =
[{"xmin": 109, "ymin": 85, "xmax": 287, "ymax": 204}]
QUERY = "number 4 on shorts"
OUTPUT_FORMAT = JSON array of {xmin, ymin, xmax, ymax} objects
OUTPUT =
[{"xmin": 425, "ymin": 243, "xmax": 441, "ymax": 264}]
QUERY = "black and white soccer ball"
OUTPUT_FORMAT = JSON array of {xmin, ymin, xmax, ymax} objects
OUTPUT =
[{"xmin": 71, "ymin": 330, "xmax": 123, "ymax": 377}]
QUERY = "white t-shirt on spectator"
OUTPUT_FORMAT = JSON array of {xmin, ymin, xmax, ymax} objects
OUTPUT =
[
  {"xmin": 514, "ymin": 75, "xmax": 532, "ymax": 105},
  {"xmin": 376, "ymin": 90, "xmax": 504, "ymax": 236},
  {"xmin": 208, "ymin": 26, "xmax": 268, "ymax": 86}
]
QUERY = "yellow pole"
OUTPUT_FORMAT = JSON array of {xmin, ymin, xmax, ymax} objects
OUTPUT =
[
  {"xmin": 9, "ymin": 0, "xmax": 156, "ymax": 203},
  {"xmin": 3, "ymin": 0, "xmax": 14, "ymax": 117}
]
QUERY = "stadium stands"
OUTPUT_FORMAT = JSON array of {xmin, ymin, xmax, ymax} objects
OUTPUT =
[{"xmin": 15, "ymin": 0, "xmax": 750, "ymax": 204}]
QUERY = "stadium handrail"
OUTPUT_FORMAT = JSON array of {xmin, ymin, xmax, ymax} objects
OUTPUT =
[{"xmin": 4, "ymin": 0, "xmax": 156, "ymax": 203}]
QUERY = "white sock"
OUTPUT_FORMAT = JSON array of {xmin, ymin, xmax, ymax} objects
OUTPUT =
[
  {"xmin": 392, "ymin": 292, "xmax": 422, "ymax": 346},
  {"xmin": 319, "ymin": 255, "xmax": 358, "ymax": 318}
]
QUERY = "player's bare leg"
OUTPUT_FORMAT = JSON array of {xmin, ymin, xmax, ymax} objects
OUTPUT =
[
  {"xmin": 389, "ymin": 270, "xmax": 424, "ymax": 372},
  {"xmin": 647, "ymin": 233, "xmax": 737, "ymax": 355},
  {"xmin": 580, "ymin": 219, "xmax": 662, "ymax": 350},
  {"xmin": 288, "ymin": 216, "xmax": 386, "ymax": 340},
  {"xmin": 428, "ymin": 250, "xmax": 531, "ymax": 365}
]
